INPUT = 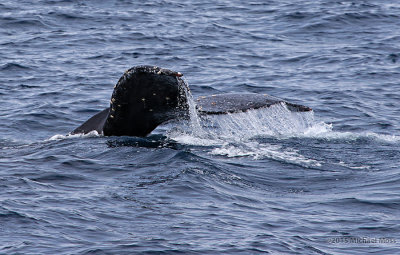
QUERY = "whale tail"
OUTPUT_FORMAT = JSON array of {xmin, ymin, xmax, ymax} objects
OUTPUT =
[
  {"xmin": 72, "ymin": 66, "xmax": 189, "ymax": 136},
  {"xmin": 102, "ymin": 66, "xmax": 189, "ymax": 137},
  {"xmin": 72, "ymin": 66, "xmax": 312, "ymax": 137}
]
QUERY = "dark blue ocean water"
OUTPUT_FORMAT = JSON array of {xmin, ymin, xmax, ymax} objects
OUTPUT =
[{"xmin": 1, "ymin": 0, "xmax": 400, "ymax": 254}]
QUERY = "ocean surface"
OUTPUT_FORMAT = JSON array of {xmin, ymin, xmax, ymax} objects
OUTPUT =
[{"xmin": 1, "ymin": 0, "xmax": 400, "ymax": 254}]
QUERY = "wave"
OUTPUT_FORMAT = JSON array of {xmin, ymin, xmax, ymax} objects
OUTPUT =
[
  {"xmin": 0, "ymin": 205, "xmax": 38, "ymax": 223},
  {"xmin": 0, "ymin": 63, "xmax": 32, "ymax": 71},
  {"xmin": 299, "ymin": 10, "xmax": 400, "ymax": 31},
  {"xmin": 328, "ymin": 197, "xmax": 400, "ymax": 210}
]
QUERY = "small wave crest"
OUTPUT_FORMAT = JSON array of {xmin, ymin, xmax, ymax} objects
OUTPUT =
[{"xmin": 0, "ymin": 63, "xmax": 32, "ymax": 71}]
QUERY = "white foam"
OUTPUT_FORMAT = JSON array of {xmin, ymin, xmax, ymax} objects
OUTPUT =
[
  {"xmin": 209, "ymin": 142, "xmax": 322, "ymax": 167},
  {"xmin": 301, "ymin": 127, "xmax": 400, "ymax": 143},
  {"xmin": 48, "ymin": 130, "xmax": 101, "ymax": 141},
  {"xmin": 364, "ymin": 132, "xmax": 400, "ymax": 143}
]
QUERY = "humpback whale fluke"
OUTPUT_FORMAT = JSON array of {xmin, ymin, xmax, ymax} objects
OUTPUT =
[
  {"xmin": 72, "ymin": 66, "xmax": 188, "ymax": 136},
  {"xmin": 72, "ymin": 65, "xmax": 312, "ymax": 137}
]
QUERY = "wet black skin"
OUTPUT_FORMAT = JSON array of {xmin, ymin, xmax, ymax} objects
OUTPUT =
[{"xmin": 72, "ymin": 65, "xmax": 312, "ymax": 137}]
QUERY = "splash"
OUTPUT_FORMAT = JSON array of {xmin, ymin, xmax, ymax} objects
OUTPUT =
[
  {"xmin": 167, "ymin": 85, "xmax": 400, "ymax": 166},
  {"xmin": 167, "ymin": 88, "xmax": 326, "ymax": 166},
  {"xmin": 169, "ymin": 98, "xmax": 323, "ymax": 143},
  {"xmin": 199, "ymin": 103, "xmax": 318, "ymax": 139}
]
